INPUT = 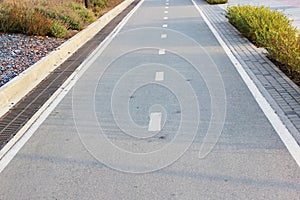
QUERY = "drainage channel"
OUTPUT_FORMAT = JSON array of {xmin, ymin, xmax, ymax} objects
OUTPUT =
[{"xmin": 0, "ymin": 0, "xmax": 140, "ymax": 150}]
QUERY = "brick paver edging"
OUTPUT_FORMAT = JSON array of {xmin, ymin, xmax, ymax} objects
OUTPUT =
[{"xmin": 197, "ymin": 0, "xmax": 300, "ymax": 144}]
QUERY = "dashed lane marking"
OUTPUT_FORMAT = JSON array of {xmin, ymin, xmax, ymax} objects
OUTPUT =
[
  {"xmin": 155, "ymin": 71, "xmax": 164, "ymax": 81},
  {"xmin": 148, "ymin": 112, "xmax": 162, "ymax": 132},
  {"xmin": 161, "ymin": 34, "xmax": 167, "ymax": 39},
  {"xmin": 159, "ymin": 49, "xmax": 166, "ymax": 55}
]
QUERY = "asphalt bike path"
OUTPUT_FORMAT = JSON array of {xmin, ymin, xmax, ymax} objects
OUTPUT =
[{"xmin": 0, "ymin": 0, "xmax": 299, "ymax": 199}]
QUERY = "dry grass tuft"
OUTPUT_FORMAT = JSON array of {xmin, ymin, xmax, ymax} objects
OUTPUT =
[{"xmin": 0, "ymin": 0, "xmax": 124, "ymax": 38}]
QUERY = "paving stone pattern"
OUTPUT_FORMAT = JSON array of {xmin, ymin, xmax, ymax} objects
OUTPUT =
[{"xmin": 199, "ymin": 1, "xmax": 300, "ymax": 143}]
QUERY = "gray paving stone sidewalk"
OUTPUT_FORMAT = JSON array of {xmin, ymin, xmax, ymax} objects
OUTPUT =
[{"xmin": 197, "ymin": 0, "xmax": 300, "ymax": 143}]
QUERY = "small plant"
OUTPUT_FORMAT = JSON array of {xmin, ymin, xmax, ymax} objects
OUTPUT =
[
  {"xmin": 70, "ymin": 2, "xmax": 95, "ymax": 23},
  {"xmin": 206, "ymin": 0, "xmax": 227, "ymax": 4},
  {"xmin": 226, "ymin": 5, "xmax": 300, "ymax": 79},
  {"xmin": 50, "ymin": 21, "xmax": 68, "ymax": 38},
  {"xmin": 91, "ymin": 0, "xmax": 108, "ymax": 14},
  {"xmin": 24, "ymin": 10, "xmax": 52, "ymax": 36},
  {"xmin": 85, "ymin": 0, "xmax": 108, "ymax": 14}
]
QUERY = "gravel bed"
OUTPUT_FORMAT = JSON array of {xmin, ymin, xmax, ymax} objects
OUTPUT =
[{"xmin": 0, "ymin": 33, "xmax": 66, "ymax": 87}]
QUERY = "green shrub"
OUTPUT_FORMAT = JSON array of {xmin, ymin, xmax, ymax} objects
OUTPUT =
[
  {"xmin": 61, "ymin": 11, "xmax": 83, "ymax": 30},
  {"xmin": 206, "ymin": 0, "xmax": 227, "ymax": 4},
  {"xmin": 50, "ymin": 21, "xmax": 68, "ymax": 38},
  {"xmin": 36, "ymin": 2, "xmax": 95, "ymax": 31},
  {"xmin": 70, "ymin": 2, "xmax": 95, "ymax": 23},
  {"xmin": 24, "ymin": 10, "xmax": 52, "ymax": 36},
  {"xmin": 0, "ymin": 5, "xmax": 16, "ymax": 32},
  {"xmin": 0, "ymin": 2, "xmax": 26, "ymax": 33},
  {"xmin": 226, "ymin": 5, "xmax": 300, "ymax": 78},
  {"xmin": 88, "ymin": 0, "xmax": 108, "ymax": 14}
]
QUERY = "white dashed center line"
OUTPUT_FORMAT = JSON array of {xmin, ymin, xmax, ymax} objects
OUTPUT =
[
  {"xmin": 148, "ymin": 70, "xmax": 164, "ymax": 131},
  {"xmin": 161, "ymin": 34, "xmax": 167, "ymax": 39},
  {"xmin": 148, "ymin": 112, "xmax": 162, "ymax": 132},
  {"xmin": 164, "ymin": 17, "xmax": 168, "ymax": 20},
  {"xmin": 155, "ymin": 71, "xmax": 164, "ymax": 81},
  {"xmin": 162, "ymin": 24, "xmax": 168, "ymax": 28},
  {"xmin": 164, "ymin": 11, "xmax": 168, "ymax": 14},
  {"xmin": 158, "ymin": 49, "xmax": 166, "ymax": 55}
]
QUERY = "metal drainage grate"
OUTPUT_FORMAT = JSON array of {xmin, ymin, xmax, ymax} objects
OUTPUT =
[{"xmin": 0, "ymin": 0, "xmax": 140, "ymax": 150}]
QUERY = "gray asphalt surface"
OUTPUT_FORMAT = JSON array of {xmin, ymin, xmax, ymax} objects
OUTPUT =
[{"xmin": 0, "ymin": 0, "xmax": 299, "ymax": 199}]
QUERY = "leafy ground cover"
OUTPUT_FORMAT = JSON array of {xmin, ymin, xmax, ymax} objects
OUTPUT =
[{"xmin": 226, "ymin": 5, "xmax": 300, "ymax": 82}]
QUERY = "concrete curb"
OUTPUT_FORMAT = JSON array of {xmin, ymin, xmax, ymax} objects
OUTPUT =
[{"xmin": 0, "ymin": 0, "xmax": 134, "ymax": 117}]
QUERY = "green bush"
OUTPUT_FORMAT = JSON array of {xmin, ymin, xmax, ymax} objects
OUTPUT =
[
  {"xmin": 50, "ymin": 21, "xmax": 68, "ymax": 38},
  {"xmin": 206, "ymin": 0, "xmax": 227, "ymax": 4},
  {"xmin": 0, "ymin": 4, "xmax": 19, "ymax": 33},
  {"xmin": 36, "ymin": 2, "xmax": 95, "ymax": 31},
  {"xmin": 70, "ymin": 2, "xmax": 95, "ymax": 23},
  {"xmin": 87, "ymin": 0, "xmax": 108, "ymax": 14},
  {"xmin": 24, "ymin": 10, "xmax": 52, "ymax": 36},
  {"xmin": 226, "ymin": 5, "xmax": 300, "ymax": 78}
]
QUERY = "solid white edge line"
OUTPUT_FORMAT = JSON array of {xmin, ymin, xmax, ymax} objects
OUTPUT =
[
  {"xmin": 191, "ymin": 0, "xmax": 300, "ymax": 167},
  {"xmin": 0, "ymin": 0, "xmax": 146, "ymax": 173},
  {"xmin": 148, "ymin": 112, "xmax": 162, "ymax": 131}
]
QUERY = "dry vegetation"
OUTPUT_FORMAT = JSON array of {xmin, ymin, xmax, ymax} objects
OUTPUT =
[{"xmin": 0, "ymin": 0, "xmax": 124, "ymax": 38}]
